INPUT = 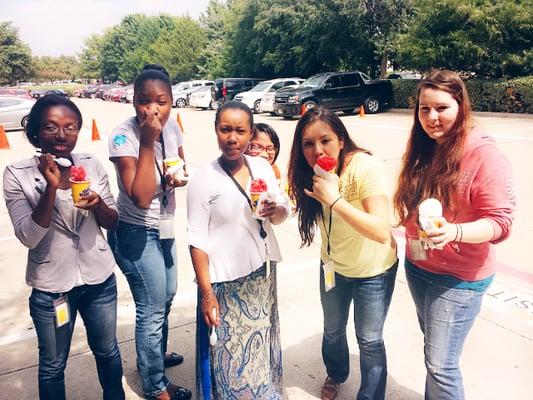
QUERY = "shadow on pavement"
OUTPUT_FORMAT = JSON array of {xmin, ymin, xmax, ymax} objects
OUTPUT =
[{"xmin": 283, "ymin": 332, "xmax": 423, "ymax": 399}]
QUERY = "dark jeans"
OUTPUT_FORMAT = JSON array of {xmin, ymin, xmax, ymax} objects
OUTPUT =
[
  {"xmin": 320, "ymin": 262, "xmax": 397, "ymax": 400},
  {"xmin": 108, "ymin": 221, "xmax": 177, "ymax": 397},
  {"xmin": 29, "ymin": 274, "xmax": 124, "ymax": 400}
]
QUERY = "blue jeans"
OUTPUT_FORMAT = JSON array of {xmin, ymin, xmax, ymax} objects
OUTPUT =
[
  {"xmin": 405, "ymin": 261, "xmax": 486, "ymax": 400},
  {"xmin": 108, "ymin": 221, "xmax": 177, "ymax": 397},
  {"xmin": 29, "ymin": 274, "xmax": 124, "ymax": 400},
  {"xmin": 320, "ymin": 262, "xmax": 397, "ymax": 400}
]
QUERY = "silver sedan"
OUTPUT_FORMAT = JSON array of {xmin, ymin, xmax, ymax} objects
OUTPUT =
[{"xmin": 0, "ymin": 96, "xmax": 35, "ymax": 131}]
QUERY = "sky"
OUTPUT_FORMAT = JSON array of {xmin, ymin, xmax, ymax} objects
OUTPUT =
[{"xmin": 0, "ymin": 0, "xmax": 211, "ymax": 57}]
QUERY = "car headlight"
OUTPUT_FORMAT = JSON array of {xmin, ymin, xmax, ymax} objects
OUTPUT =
[{"xmin": 287, "ymin": 95, "xmax": 299, "ymax": 103}]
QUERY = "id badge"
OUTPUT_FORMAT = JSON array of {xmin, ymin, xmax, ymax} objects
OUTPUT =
[
  {"xmin": 159, "ymin": 214, "xmax": 175, "ymax": 239},
  {"xmin": 408, "ymin": 239, "xmax": 427, "ymax": 261},
  {"xmin": 53, "ymin": 296, "xmax": 70, "ymax": 328},
  {"xmin": 323, "ymin": 261, "xmax": 336, "ymax": 292}
]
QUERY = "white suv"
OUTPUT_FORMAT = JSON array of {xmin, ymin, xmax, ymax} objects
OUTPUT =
[
  {"xmin": 172, "ymin": 80, "xmax": 214, "ymax": 108},
  {"xmin": 233, "ymin": 78, "xmax": 303, "ymax": 113}
]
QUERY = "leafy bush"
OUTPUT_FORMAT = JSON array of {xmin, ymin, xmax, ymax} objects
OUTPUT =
[{"xmin": 392, "ymin": 76, "xmax": 533, "ymax": 113}]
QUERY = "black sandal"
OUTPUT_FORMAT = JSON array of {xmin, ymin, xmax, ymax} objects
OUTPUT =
[
  {"xmin": 164, "ymin": 352, "xmax": 184, "ymax": 368},
  {"xmin": 167, "ymin": 383, "xmax": 191, "ymax": 400}
]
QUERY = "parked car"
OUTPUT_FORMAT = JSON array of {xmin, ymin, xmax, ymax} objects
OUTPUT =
[
  {"xmin": 259, "ymin": 79, "xmax": 305, "ymax": 115},
  {"xmin": 0, "ymin": 88, "xmax": 33, "ymax": 99},
  {"xmin": 32, "ymin": 89, "xmax": 70, "ymax": 99},
  {"xmin": 387, "ymin": 71, "xmax": 421, "ymax": 79},
  {"xmin": 189, "ymin": 86, "xmax": 219, "ymax": 110},
  {"xmin": 233, "ymin": 78, "xmax": 303, "ymax": 113},
  {"xmin": 172, "ymin": 80, "xmax": 214, "ymax": 108},
  {"xmin": 273, "ymin": 71, "xmax": 393, "ymax": 118},
  {"xmin": 121, "ymin": 86, "xmax": 134, "ymax": 103},
  {"xmin": 95, "ymin": 84, "xmax": 116, "ymax": 100},
  {"xmin": 80, "ymin": 85, "xmax": 99, "ymax": 98},
  {"xmin": 212, "ymin": 78, "xmax": 265, "ymax": 105},
  {"xmin": 0, "ymin": 96, "xmax": 35, "ymax": 130}
]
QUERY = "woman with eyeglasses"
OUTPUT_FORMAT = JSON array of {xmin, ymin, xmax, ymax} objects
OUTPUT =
[
  {"xmin": 245, "ymin": 123, "xmax": 282, "ymax": 182},
  {"xmin": 3, "ymin": 95, "xmax": 125, "ymax": 400}
]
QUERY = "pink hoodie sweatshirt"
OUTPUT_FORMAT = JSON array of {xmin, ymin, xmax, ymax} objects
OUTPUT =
[{"xmin": 405, "ymin": 127, "xmax": 516, "ymax": 281}]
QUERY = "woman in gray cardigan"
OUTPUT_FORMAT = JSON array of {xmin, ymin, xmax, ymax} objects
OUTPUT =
[{"xmin": 3, "ymin": 95, "xmax": 125, "ymax": 400}]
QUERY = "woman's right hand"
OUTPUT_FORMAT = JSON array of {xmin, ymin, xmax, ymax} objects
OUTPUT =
[
  {"xmin": 37, "ymin": 154, "xmax": 60, "ymax": 188},
  {"xmin": 139, "ymin": 111, "xmax": 162, "ymax": 144},
  {"xmin": 200, "ymin": 291, "xmax": 220, "ymax": 328}
]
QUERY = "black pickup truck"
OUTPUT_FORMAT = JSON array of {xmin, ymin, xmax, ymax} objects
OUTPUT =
[{"xmin": 273, "ymin": 71, "xmax": 392, "ymax": 118}]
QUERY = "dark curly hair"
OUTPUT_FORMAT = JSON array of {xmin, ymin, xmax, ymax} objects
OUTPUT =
[{"xmin": 25, "ymin": 95, "xmax": 83, "ymax": 148}]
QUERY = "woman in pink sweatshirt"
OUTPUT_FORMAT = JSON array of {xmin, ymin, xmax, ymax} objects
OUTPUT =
[{"xmin": 394, "ymin": 70, "xmax": 515, "ymax": 400}]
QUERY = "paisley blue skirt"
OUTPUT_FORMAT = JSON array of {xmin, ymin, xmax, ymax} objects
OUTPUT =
[{"xmin": 196, "ymin": 263, "xmax": 282, "ymax": 399}]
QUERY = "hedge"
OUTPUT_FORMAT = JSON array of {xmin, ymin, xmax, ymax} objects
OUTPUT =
[{"xmin": 391, "ymin": 76, "xmax": 533, "ymax": 114}]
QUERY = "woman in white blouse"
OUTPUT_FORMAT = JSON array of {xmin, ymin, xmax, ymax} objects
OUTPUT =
[{"xmin": 187, "ymin": 101, "xmax": 289, "ymax": 399}]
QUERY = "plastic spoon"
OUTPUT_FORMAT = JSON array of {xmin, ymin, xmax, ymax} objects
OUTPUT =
[
  {"xmin": 35, "ymin": 151, "xmax": 72, "ymax": 168},
  {"xmin": 209, "ymin": 308, "xmax": 217, "ymax": 346}
]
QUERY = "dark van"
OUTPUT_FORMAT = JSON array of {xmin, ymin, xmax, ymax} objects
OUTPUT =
[{"xmin": 212, "ymin": 78, "xmax": 265, "ymax": 103}]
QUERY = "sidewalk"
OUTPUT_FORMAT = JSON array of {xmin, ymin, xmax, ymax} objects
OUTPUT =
[{"xmin": 0, "ymin": 214, "xmax": 531, "ymax": 399}]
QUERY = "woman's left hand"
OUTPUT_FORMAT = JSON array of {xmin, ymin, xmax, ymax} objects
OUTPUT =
[
  {"xmin": 76, "ymin": 190, "xmax": 102, "ymax": 211},
  {"xmin": 304, "ymin": 174, "xmax": 340, "ymax": 207},
  {"xmin": 425, "ymin": 218, "xmax": 457, "ymax": 249}
]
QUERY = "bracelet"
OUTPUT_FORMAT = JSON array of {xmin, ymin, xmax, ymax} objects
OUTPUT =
[
  {"xmin": 453, "ymin": 224, "xmax": 459, "ymax": 242},
  {"xmin": 330, "ymin": 196, "xmax": 342, "ymax": 210}
]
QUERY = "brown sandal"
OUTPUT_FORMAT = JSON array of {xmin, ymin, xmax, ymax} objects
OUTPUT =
[{"xmin": 321, "ymin": 376, "xmax": 340, "ymax": 400}]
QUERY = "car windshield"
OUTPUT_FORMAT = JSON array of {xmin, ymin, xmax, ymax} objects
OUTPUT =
[
  {"xmin": 250, "ymin": 82, "xmax": 271, "ymax": 92},
  {"xmin": 175, "ymin": 83, "xmax": 189, "ymax": 91},
  {"xmin": 301, "ymin": 75, "xmax": 327, "ymax": 88},
  {"xmin": 194, "ymin": 86, "xmax": 211, "ymax": 93},
  {"xmin": 360, "ymin": 73, "xmax": 372, "ymax": 82}
]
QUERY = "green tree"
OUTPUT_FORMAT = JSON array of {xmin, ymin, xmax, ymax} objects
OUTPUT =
[
  {"xmin": 80, "ymin": 34, "xmax": 104, "ymax": 81},
  {"xmin": 197, "ymin": 0, "xmax": 232, "ymax": 78},
  {"xmin": 0, "ymin": 21, "xmax": 33, "ymax": 85},
  {"xmin": 32, "ymin": 56, "xmax": 81, "ymax": 82},
  {"xmin": 148, "ymin": 17, "xmax": 207, "ymax": 82},
  {"xmin": 398, "ymin": 0, "xmax": 532, "ymax": 78}
]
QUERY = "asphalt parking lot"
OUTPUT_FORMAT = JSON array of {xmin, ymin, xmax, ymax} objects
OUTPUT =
[{"xmin": 0, "ymin": 99, "xmax": 532, "ymax": 399}]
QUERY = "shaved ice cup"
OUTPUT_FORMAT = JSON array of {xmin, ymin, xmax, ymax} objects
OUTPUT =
[{"xmin": 70, "ymin": 179, "xmax": 90, "ymax": 205}]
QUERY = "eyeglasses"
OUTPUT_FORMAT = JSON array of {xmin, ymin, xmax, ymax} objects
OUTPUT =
[
  {"xmin": 41, "ymin": 125, "xmax": 79, "ymax": 137},
  {"xmin": 249, "ymin": 143, "xmax": 276, "ymax": 153}
]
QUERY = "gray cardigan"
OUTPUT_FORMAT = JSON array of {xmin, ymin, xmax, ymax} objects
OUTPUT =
[{"xmin": 3, "ymin": 153, "xmax": 117, "ymax": 293}]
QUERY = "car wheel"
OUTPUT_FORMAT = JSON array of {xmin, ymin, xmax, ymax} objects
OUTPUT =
[
  {"xmin": 253, "ymin": 100, "xmax": 261, "ymax": 114},
  {"xmin": 269, "ymin": 112, "xmax": 277, "ymax": 116},
  {"xmin": 364, "ymin": 97, "xmax": 380, "ymax": 114},
  {"xmin": 282, "ymin": 116, "xmax": 294, "ymax": 120},
  {"xmin": 176, "ymin": 98, "xmax": 186, "ymax": 108},
  {"xmin": 21, "ymin": 116, "xmax": 29, "ymax": 128},
  {"xmin": 90, "ymin": 93, "xmax": 96, "ymax": 99},
  {"xmin": 302, "ymin": 101, "xmax": 318, "ymax": 112},
  {"xmin": 210, "ymin": 100, "xmax": 219, "ymax": 110}
]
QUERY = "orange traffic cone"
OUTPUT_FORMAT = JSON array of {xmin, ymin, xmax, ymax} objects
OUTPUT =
[
  {"xmin": 91, "ymin": 119, "xmax": 101, "ymax": 141},
  {"xmin": 300, "ymin": 104, "xmax": 307, "ymax": 116},
  {"xmin": 0, "ymin": 125, "xmax": 10, "ymax": 150},
  {"xmin": 176, "ymin": 112, "xmax": 185, "ymax": 133},
  {"xmin": 359, "ymin": 105, "xmax": 365, "ymax": 118}
]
